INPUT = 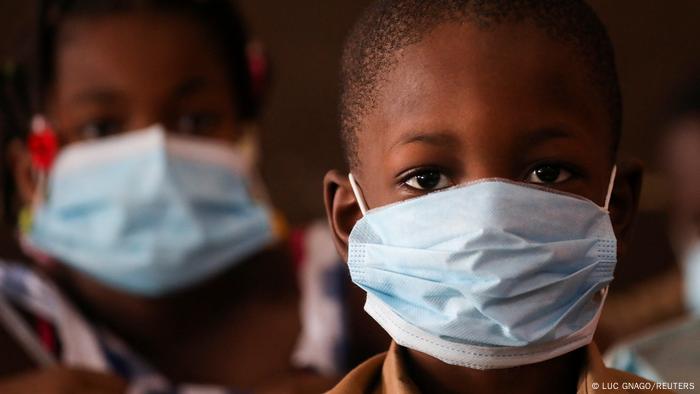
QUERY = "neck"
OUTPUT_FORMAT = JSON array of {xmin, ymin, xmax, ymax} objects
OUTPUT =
[
  {"xmin": 61, "ymin": 243, "xmax": 296, "ymax": 337},
  {"xmin": 405, "ymin": 347, "xmax": 585, "ymax": 394},
  {"xmin": 55, "ymin": 243, "xmax": 301, "ymax": 386}
]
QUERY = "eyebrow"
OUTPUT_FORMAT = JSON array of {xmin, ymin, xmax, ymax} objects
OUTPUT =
[
  {"xmin": 389, "ymin": 126, "xmax": 578, "ymax": 153},
  {"xmin": 390, "ymin": 130, "xmax": 461, "ymax": 151},
  {"xmin": 172, "ymin": 77, "xmax": 209, "ymax": 99},
  {"xmin": 69, "ymin": 77, "xmax": 211, "ymax": 105},
  {"xmin": 517, "ymin": 127, "xmax": 576, "ymax": 147},
  {"xmin": 70, "ymin": 89, "xmax": 122, "ymax": 105}
]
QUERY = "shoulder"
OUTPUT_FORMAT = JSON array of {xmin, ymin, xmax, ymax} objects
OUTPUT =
[
  {"xmin": 581, "ymin": 343, "xmax": 675, "ymax": 393},
  {"xmin": 326, "ymin": 352, "xmax": 387, "ymax": 394},
  {"xmin": 0, "ymin": 324, "xmax": 35, "ymax": 377},
  {"xmin": 0, "ymin": 262, "xmax": 55, "ymax": 377}
]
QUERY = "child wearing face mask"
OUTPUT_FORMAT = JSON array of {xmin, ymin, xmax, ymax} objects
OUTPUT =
[
  {"xmin": 322, "ymin": 0, "xmax": 672, "ymax": 393},
  {"xmin": 0, "ymin": 1, "xmax": 345, "ymax": 392}
]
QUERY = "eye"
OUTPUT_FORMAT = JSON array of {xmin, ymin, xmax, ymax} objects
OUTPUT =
[
  {"xmin": 81, "ymin": 119, "xmax": 122, "ymax": 139},
  {"xmin": 404, "ymin": 169, "xmax": 453, "ymax": 191},
  {"xmin": 175, "ymin": 113, "xmax": 220, "ymax": 135},
  {"xmin": 527, "ymin": 164, "xmax": 573, "ymax": 184}
]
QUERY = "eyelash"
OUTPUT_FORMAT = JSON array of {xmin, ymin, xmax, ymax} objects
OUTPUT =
[
  {"xmin": 80, "ymin": 118, "xmax": 122, "ymax": 139},
  {"xmin": 398, "ymin": 162, "xmax": 583, "ymax": 192},
  {"xmin": 398, "ymin": 166, "xmax": 454, "ymax": 193},
  {"xmin": 523, "ymin": 161, "xmax": 582, "ymax": 184}
]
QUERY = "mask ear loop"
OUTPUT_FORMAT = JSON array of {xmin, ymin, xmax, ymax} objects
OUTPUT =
[
  {"xmin": 603, "ymin": 165, "xmax": 617, "ymax": 212},
  {"xmin": 600, "ymin": 165, "xmax": 618, "ymax": 298},
  {"xmin": 348, "ymin": 173, "xmax": 368, "ymax": 216}
]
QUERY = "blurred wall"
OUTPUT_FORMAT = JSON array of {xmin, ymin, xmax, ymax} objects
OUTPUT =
[
  {"xmin": 1, "ymin": 1, "xmax": 699, "ymax": 225},
  {"xmin": 237, "ymin": 0, "xmax": 369, "ymax": 225}
]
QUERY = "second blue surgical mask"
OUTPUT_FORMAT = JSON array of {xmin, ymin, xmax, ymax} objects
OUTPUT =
[
  {"xmin": 682, "ymin": 242, "xmax": 700, "ymax": 313},
  {"xmin": 348, "ymin": 170, "xmax": 617, "ymax": 369},
  {"xmin": 28, "ymin": 125, "xmax": 274, "ymax": 296}
]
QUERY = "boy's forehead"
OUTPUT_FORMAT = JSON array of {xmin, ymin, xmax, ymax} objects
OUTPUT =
[{"xmin": 357, "ymin": 21, "xmax": 611, "ymax": 165}]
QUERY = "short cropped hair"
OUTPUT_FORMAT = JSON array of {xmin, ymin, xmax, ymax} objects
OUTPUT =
[{"xmin": 340, "ymin": 0, "xmax": 622, "ymax": 169}]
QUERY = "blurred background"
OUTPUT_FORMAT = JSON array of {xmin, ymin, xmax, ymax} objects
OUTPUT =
[{"xmin": 0, "ymin": 0, "xmax": 699, "ymax": 320}]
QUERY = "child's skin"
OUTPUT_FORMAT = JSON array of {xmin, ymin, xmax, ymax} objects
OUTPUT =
[
  {"xmin": 325, "ymin": 21, "xmax": 641, "ymax": 394},
  {"xmin": 1, "ymin": 11, "xmax": 331, "ymax": 392}
]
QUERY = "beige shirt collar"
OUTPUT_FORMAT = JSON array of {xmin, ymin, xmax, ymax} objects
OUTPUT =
[{"xmin": 329, "ymin": 342, "xmax": 671, "ymax": 394}]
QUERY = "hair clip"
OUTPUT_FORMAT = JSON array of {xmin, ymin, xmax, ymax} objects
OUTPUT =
[
  {"xmin": 247, "ymin": 40, "xmax": 269, "ymax": 102},
  {"xmin": 28, "ymin": 115, "xmax": 58, "ymax": 172}
]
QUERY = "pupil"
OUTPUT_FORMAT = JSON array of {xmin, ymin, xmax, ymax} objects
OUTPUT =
[
  {"xmin": 536, "ymin": 166, "xmax": 560, "ymax": 183},
  {"xmin": 416, "ymin": 171, "xmax": 441, "ymax": 189}
]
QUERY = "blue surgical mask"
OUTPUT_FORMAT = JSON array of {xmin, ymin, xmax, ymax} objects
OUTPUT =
[
  {"xmin": 682, "ymin": 242, "xmax": 700, "ymax": 313},
  {"xmin": 347, "ymin": 169, "xmax": 617, "ymax": 369},
  {"xmin": 28, "ymin": 125, "xmax": 274, "ymax": 297}
]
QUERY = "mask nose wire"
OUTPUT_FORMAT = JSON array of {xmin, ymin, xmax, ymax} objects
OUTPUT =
[
  {"xmin": 348, "ymin": 173, "xmax": 369, "ymax": 216},
  {"xmin": 350, "ymin": 170, "xmax": 616, "ymax": 299},
  {"xmin": 604, "ymin": 165, "xmax": 617, "ymax": 212}
]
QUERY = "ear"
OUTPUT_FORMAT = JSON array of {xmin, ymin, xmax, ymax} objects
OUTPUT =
[
  {"xmin": 609, "ymin": 158, "xmax": 643, "ymax": 259},
  {"xmin": 323, "ymin": 169, "xmax": 363, "ymax": 262},
  {"xmin": 6, "ymin": 139, "xmax": 36, "ymax": 207}
]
